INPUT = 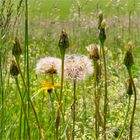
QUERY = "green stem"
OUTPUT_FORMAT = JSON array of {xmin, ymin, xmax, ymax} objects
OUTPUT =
[
  {"xmin": 49, "ymin": 74, "xmax": 56, "ymax": 139},
  {"xmin": 49, "ymin": 93, "xmax": 55, "ymax": 139},
  {"xmin": 25, "ymin": 0, "xmax": 30, "ymax": 119},
  {"xmin": 101, "ymin": 43, "xmax": 108, "ymax": 140},
  {"xmin": 15, "ymin": 58, "xmax": 45, "ymax": 140},
  {"xmin": 15, "ymin": 78, "xmax": 31, "ymax": 140},
  {"xmin": 72, "ymin": 79, "xmax": 76, "ymax": 140},
  {"xmin": 60, "ymin": 54, "xmax": 65, "ymax": 102},
  {"xmin": 117, "ymin": 96, "xmax": 131, "ymax": 140},
  {"xmin": 0, "ymin": 48, "xmax": 4, "ymax": 140},
  {"xmin": 19, "ymin": 105, "xmax": 23, "ymax": 140},
  {"xmin": 128, "ymin": 70, "xmax": 137, "ymax": 140},
  {"xmin": 93, "ymin": 60, "xmax": 99, "ymax": 140},
  {"xmin": 56, "ymin": 53, "xmax": 65, "ymax": 139},
  {"xmin": 29, "ymin": 97, "xmax": 45, "ymax": 140}
]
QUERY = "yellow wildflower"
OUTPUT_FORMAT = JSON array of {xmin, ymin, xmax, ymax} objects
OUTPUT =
[{"xmin": 37, "ymin": 80, "xmax": 60, "ymax": 97}]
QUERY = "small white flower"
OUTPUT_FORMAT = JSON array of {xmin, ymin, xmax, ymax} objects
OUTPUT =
[
  {"xmin": 64, "ymin": 54, "xmax": 93, "ymax": 81},
  {"xmin": 36, "ymin": 57, "xmax": 61, "ymax": 75}
]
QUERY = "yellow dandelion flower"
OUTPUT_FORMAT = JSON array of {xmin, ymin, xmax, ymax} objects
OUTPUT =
[{"xmin": 37, "ymin": 80, "xmax": 61, "ymax": 97}]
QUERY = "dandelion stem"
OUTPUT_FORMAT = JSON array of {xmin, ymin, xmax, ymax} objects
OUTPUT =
[
  {"xmin": 49, "ymin": 74, "xmax": 56, "ymax": 139},
  {"xmin": 56, "ymin": 53, "xmax": 65, "ymax": 139},
  {"xmin": 72, "ymin": 79, "xmax": 76, "ymax": 140},
  {"xmin": 128, "ymin": 70, "xmax": 137, "ymax": 140},
  {"xmin": 117, "ymin": 95, "xmax": 131, "ymax": 140},
  {"xmin": 15, "ymin": 77, "xmax": 31, "ymax": 140},
  {"xmin": 93, "ymin": 60, "xmax": 99, "ymax": 140},
  {"xmin": 0, "ymin": 49, "xmax": 4, "ymax": 140},
  {"xmin": 101, "ymin": 42, "xmax": 108, "ymax": 140},
  {"xmin": 60, "ymin": 54, "xmax": 65, "ymax": 103},
  {"xmin": 19, "ymin": 105, "xmax": 23, "ymax": 140},
  {"xmin": 15, "ymin": 59, "xmax": 45, "ymax": 140},
  {"xmin": 25, "ymin": 0, "xmax": 30, "ymax": 120}
]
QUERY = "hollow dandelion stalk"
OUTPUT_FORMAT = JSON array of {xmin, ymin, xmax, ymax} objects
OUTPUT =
[
  {"xmin": 25, "ymin": 0, "xmax": 30, "ymax": 120},
  {"xmin": 56, "ymin": 29, "xmax": 69, "ymax": 139},
  {"xmin": 12, "ymin": 37, "xmax": 30, "ymax": 139},
  {"xmin": 117, "ymin": 88, "xmax": 131, "ymax": 140},
  {"xmin": 10, "ymin": 60, "xmax": 31, "ymax": 140},
  {"xmin": 123, "ymin": 42, "xmax": 137, "ymax": 140},
  {"xmin": 98, "ymin": 13, "xmax": 107, "ymax": 140},
  {"xmin": 72, "ymin": 79, "xmax": 76, "ymax": 140},
  {"xmin": 0, "ymin": 45, "xmax": 4, "ymax": 140},
  {"xmin": 12, "ymin": 40, "xmax": 45, "ymax": 140},
  {"xmin": 86, "ymin": 44, "xmax": 100, "ymax": 139},
  {"xmin": 64, "ymin": 54, "xmax": 93, "ymax": 139}
]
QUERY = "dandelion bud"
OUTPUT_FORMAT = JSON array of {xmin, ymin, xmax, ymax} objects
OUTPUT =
[
  {"xmin": 10, "ymin": 60, "xmax": 19, "ymax": 78},
  {"xmin": 12, "ymin": 37, "xmax": 22, "ymax": 57},
  {"xmin": 101, "ymin": 19, "xmax": 106, "ymax": 29},
  {"xmin": 58, "ymin": 30, "xmax": 69, "ymax": 56},
  {"xmin": 127, "ymin": 41, "xmax": 133, "ymax": 51},
  {"xmin": 127, "ymin": 78, "xmax": 133, "ymax": 95},
  {"xmin": 124, "ymin": 42, "xmax": 134, "ymax": 71},
  {"xmin": 99, "ymin": 20, "xmax": 106, "ymax": 45},
  {"xmin": 86, "ymin": 44, "xmax": 99, "ymax": 60},
  {"xmin": 98, "ymin": 11, "xmax": 103, "ymax": 29}
]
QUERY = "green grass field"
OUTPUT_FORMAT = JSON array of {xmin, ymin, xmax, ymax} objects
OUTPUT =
[{"xmin": 27, "ymin": 0, "xmax": 140, "ymax": 19}]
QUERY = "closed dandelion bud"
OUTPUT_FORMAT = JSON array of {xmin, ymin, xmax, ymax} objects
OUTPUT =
[
  {"xmin": 10, "ymin": 60, "xmax": 19, "ymax": 77},
  {"xmin": 127, "ymin": 78, "xmax": 133, "ymax": 95},
  {"xmin": 86, "ymin": 44, "xmax": 99, "ymax": 60},
  {"xmin": 128, "ymin": 41, "xmax": 133, "ymax": 51},
  {"xmin": 58, "ymin": 30, "xmax": 69, "ymax": 56},
  {"xmin": 12, "ymin": 37, "xmax": 22, "ymax": 57},
  {"xmin": 124, "ymin": 42, "xmax": 134, "ymax": 70},
  {"xmin": 98, "ymin": 11, "xmax": 103, "ymax": 29},
  {"xmin": 99, "ymin": 20, "xmax": 106, "ymax": 45}
]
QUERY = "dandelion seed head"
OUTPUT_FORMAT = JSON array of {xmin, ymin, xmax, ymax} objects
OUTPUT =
[
  {"xmin": 64, "ymin": 55, "xmax": 93, "ymax": 81},
  {"xmin": 36, "ymin": 57, "xmax": 61, "ymax": 75}
]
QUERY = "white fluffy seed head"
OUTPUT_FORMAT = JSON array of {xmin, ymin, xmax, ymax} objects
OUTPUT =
[
  {"xmin": 64, "ymin": 54, "xmax": 93, "ymax": 81},
  {"xmin": 36, "ymin": 56, "xmax": 61, "ymax": 75}
]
